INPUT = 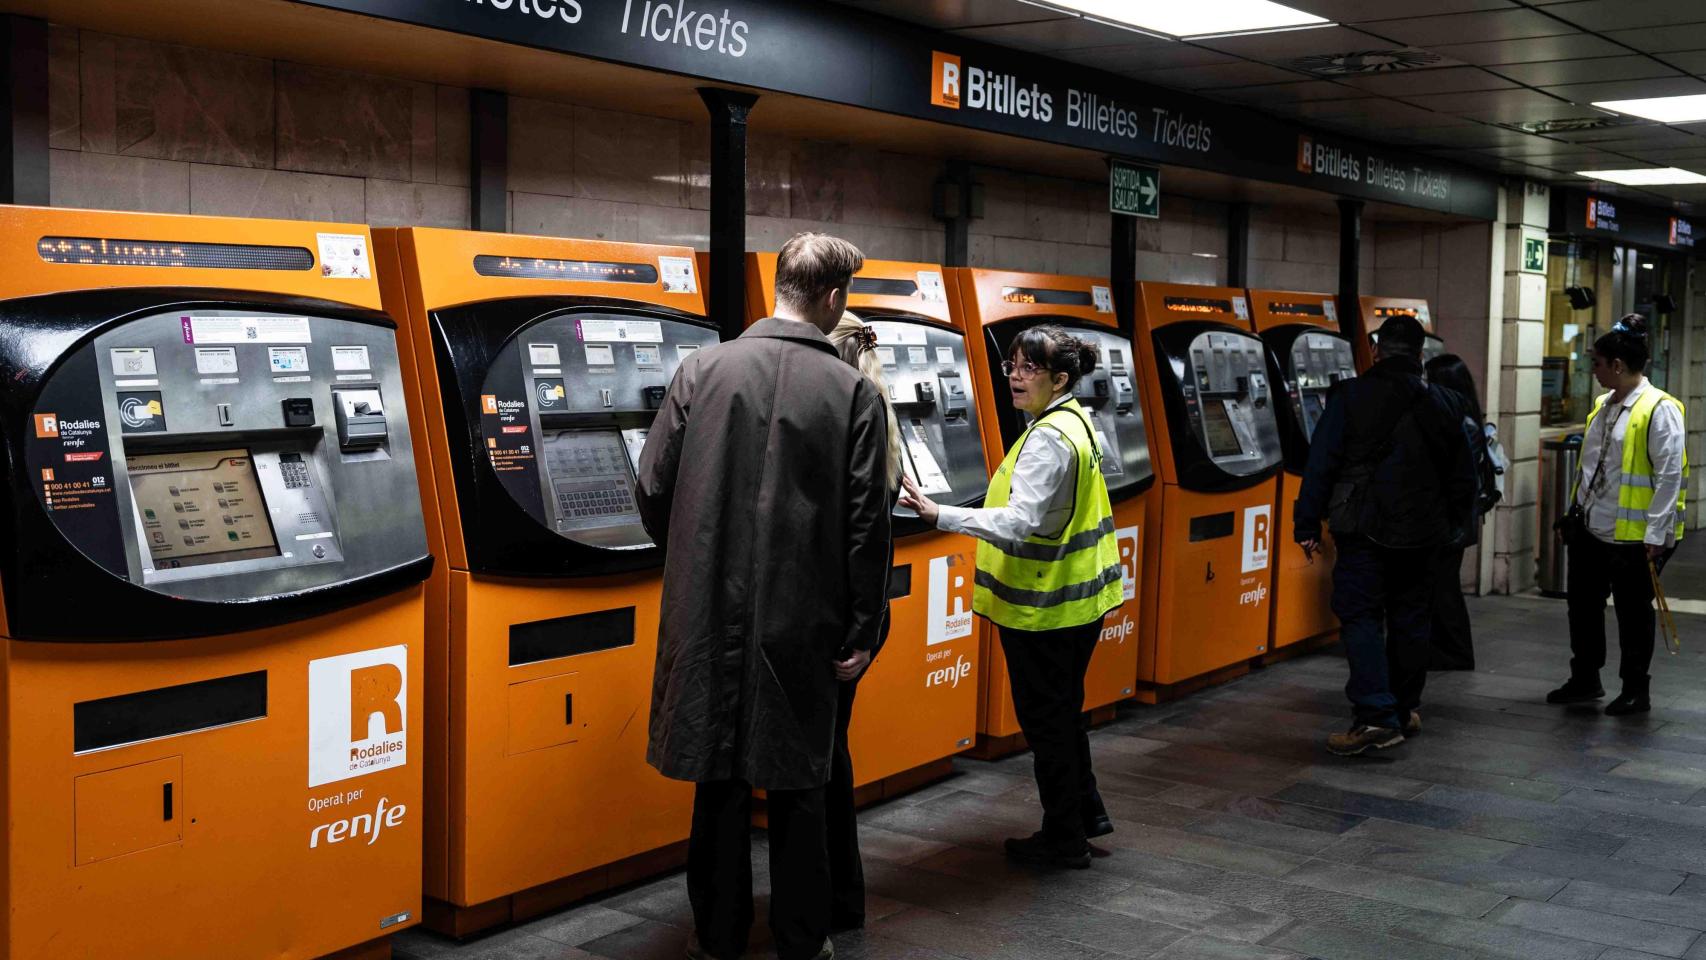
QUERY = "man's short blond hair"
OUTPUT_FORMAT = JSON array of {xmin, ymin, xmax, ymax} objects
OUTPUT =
[{"xmin": 775, "ymin": 233, "xmax": 864, "ymax": 312}]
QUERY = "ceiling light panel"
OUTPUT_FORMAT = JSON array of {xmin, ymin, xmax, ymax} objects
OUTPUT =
[
  {"xmin": 1574, "ymin": 167, "xmax": 1706, "ymax": 185},
  {"xmin": 1593, "ymin": 93, "xmax": 1706, "ymax": 123},
  {"xmin": 1019, "ymin": 0, "xmax": 1329, "ymax": 39}
]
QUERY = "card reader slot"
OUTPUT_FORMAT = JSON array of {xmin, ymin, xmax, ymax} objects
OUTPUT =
[
  {"xmin": 73, "ymin": 670, "xmax": 268, "ymax": 753},
  {"xmin": 509, "ymin": 607, "xmax": 636, "ymax": 667}
]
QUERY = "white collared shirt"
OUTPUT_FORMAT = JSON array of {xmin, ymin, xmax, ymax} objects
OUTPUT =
[
  {"xmin": 937, "ymin": 395, "xmax": 1077, "ymax": 543},
  {"xmin": 1574, "ymin": 377, "xmax": 1686, "ymax": 547}
]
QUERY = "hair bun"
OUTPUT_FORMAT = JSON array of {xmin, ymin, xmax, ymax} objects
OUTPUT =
[
  {"xmin": 1076, "ymin": 339, "xmax": 1099, "ymax": 376},
  {"xmin": 1614, "ymin": 313, "xmax": 1649, "ymax": 338}
]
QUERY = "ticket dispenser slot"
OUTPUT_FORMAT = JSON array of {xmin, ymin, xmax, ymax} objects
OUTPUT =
[
  {"xmin": 865, "ymin": 317, "xmax": 989, "ymax": 526},
  {"xmin": 333, "ymin": 385, "xmax": 389, "ymax": 452}
]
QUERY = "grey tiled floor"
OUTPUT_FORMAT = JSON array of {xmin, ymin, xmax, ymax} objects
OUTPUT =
[{"xmin": 396, "ymin": 594, "xmax": 1706, "ymax": 960}]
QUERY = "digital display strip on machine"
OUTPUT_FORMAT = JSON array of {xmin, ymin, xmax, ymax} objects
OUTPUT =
[
  {"xmin": 851, "ymin": 277, "xmax": 920, "ymax": 298},
  {"xmin": 1000, "ymin": 286, "xmax": 1092, "ymax": 306},
  {"xmin": 128, "ymin": 448, "xmax": 281, "ymax": 569},
  {"xmin": 1268, "ymin": 301, "xmax": 1326, "ymax": 317},
  {"xmin": 37, "ymin": 236, "xmax": 314, "ymax": 271},
  {"xmin": 1165, "ymin": 296, "xmax": 1234, "ymax": 314},
  {"xmin": 473, "ymin": 255, "xmax": 660, "ymax": 284}
]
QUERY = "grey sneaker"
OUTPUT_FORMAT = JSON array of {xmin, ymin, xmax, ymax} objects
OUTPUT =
[
  {"xmin": 1403, "ymin": 712, "xmax": 1422, "ymax": 737},
  {"xmin": 1326, "ymin": 724, "xmax": 1404, "ymax": 757}
]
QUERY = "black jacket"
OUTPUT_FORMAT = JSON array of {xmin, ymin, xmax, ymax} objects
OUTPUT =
[{"xmin": 1294, "ymin": 356, "xmax": 1476, "ymax": 549}]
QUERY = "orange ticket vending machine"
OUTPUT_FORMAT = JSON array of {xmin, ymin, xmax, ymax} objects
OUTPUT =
[
  {"xmin": 1357, "ymin": 296, "xmax": 1443, "ymax": 371},
  {"xmin": 950, "ymin": 269, "xmax": 1154, "ymax": 747},
  {"xmin": 1133, "ymin": 283, "xmax": 1284, "ymax": 690},
  {"xmin": 0, "ymin": 208, "xmax": 432, "ymax": 959},
  {"xmin": 377, "ymin": 230, "xmax": 713, "ymax": 933},
  {"xmin": 744, "ymin": 254, "xmax": 985, "ymax": 793},
  {"xmin": 1247, "ymin": 290, "xmax": 1358, "ymax": 651}
]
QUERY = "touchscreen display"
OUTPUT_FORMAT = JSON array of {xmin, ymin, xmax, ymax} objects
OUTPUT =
[
  {"xmin": 128, "ymin": 448, "xmax": 281, "ymax": 568},
  {"xmin": 1202, "ymin": 401, "xmax": 1243, "ymax": 458},
  {"xmin": 541, "ymin": 429, "xmax": 641, "ymax": 531},
  {"xmin": 1300, "ymin": 393, "xmax": 1327, "ymax": 440}
]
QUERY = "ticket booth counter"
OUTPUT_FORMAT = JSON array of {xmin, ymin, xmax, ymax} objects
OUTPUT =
[
  {"xmin": 1356, "ymin": 296, "xmax": 1443, "ymax": 371},
  {"xmin": 1133, "ymin": 283, "xmax": 1283, "ymax": 688},
  {"xmin": 949, "ymin": 269, "xmax": 1153, "ymax": 746},
  {"xmin": 744, "ymin": 254, "xmax": 985, "ymax": 793},
  {"xmin": 1248, "ymin": 290, "xmax": 1357, "ymax": 651},
  {"xmin": 377, "ymin": 229, "xmax": 711, "ymax": 932},
  {"xmin": 0, "ymin": 208, "xmax": 432, "ymax": 960}
]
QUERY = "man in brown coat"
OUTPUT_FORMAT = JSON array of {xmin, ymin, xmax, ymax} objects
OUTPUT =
[{"xmin": 637, "ymin": 233, "xmax": 892, "ymax": 960}]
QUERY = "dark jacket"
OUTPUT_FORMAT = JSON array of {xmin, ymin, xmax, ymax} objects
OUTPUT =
[
  {"xmin": 1294, "ymin": 356, "xmax": 1475, "ymax": 549},
  {"xmin": 1434, "ymin": 386, "xmax": 1488, "ymax": 547},
  {"xmin": 636, "ymin": 317, "xmax": 892, "ymax": 791}
]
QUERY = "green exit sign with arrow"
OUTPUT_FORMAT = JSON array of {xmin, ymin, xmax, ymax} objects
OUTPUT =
[{"xmin": 1110, "ymin": 161, "xmax": 1160, "ymax": 219}]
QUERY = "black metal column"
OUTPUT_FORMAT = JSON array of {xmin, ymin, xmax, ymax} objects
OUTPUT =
[
  {"xmin": 940, "ymin": 158, "xmax": 974, "ymax": 267},
  {"xmin": 699, "ymin": 88, "xmax": 758, "ymax": 342},
  {"xmin": 1338, "ymin": 198, "xmax": 1367, "ymax": 365},
  {"xmin": 469, "ymin": 89, "xmax": 508, "ymax": 232},
  {"xmin": 1227, "ymin": 202, "xmax": 1251, "ymax": 289},
  {"xmin": 1111, "ymin": 211, "xmax": 1137, "ymax": 342},
  {"xmin": 1, "ymin": 16, "xmax": 48, "ymax": 206}
]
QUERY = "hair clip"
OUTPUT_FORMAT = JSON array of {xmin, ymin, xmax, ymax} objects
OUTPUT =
[{"xmin": 854, "ymin": 326, "xmax": 879, "ymax": 351}]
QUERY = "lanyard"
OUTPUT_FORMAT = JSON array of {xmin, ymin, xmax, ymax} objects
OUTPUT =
[{"xmin": 1580, "ymin": 401, "xmax": 1627, "ymax": 506}]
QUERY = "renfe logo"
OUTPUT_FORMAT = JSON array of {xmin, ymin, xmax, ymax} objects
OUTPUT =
[
  {"xmin": 1099, "ymin": 615, "xmax": 1135, "ymax": 645},
  {"xmin": 927, "ymin": 554, "xmax": 974, "ymax": 645},
  {"xmin": 1116, "ymin": 525, "xmax": 1140, "ymax": 601},
  {"xmin": 1242, "ymin": 505, "xmax": 1272, "ymax": 573},
  {"xmin": 310, "ymin": 795, "xmax": 406, "ymax": 849},
  {"xmin": 926, "ymin": 654, "xmax": 972, "ymax": 689},
  {"xmin": 308, "ymin": 645, "xmax": 408, "ymax": 787}
]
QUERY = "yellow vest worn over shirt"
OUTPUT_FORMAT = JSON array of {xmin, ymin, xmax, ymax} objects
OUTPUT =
[
  {"xmin": 1577, "ymin": 386, "xmax": 1689, "ymax": 543},
  {"xmin": 973, "ymin": 398, "xmax": 1123, "ymax": 631}
]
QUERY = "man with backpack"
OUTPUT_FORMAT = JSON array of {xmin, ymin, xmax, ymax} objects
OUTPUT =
[{"xmin": 1295, "ymin": 315, "xmax": 1478, "ymax": 756}]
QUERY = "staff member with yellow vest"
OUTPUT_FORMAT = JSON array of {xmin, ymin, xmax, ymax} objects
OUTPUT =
[
  {"xmin": 901, "ymin": 324, "xmax": 1122, "ymax": 870},
  {"xmin": 1548, "ymin": 315, "xmax": 1688, "ymax": 716}
]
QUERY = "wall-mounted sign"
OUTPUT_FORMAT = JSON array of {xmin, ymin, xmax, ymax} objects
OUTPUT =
[
  {"xmin": 1555, "ymin": 189, "xmax": 1695, "ymax": 251},
  {"xmin": 293, "ymin": 0, "xmax": 1498, "ymax": 219},
  {"xmin": 1585, "ymin": 195, "xmax": 1619, "ymax": 233},
  {"xmin": 1671, "ymin": 217, "xmax": 1695, "ymax": 248},
  {"xmin": 1523, "ymin": 236, "xmax": 1547, "ymax": 273},
  {"xmin": 1110, "ymin": 161, "xmax": 1160, "ymax": 219}
]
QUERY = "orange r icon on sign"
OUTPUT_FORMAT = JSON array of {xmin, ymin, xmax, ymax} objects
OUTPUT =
[
  {"xmin": 349, "ymin": 663, "xmax": 404, "ymax": 741},
  {"xmin": 34, "ymin": 413, "xmax": 59, "ymax": 438}
]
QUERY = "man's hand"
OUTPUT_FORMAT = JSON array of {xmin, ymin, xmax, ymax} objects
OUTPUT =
[
  {"xmin": 1647, "ymin": 543, "xmax": 1667, "ymax": 562},
  {"xmin": 834, "ymin": 647, "xmax": 872, "ymax": 682},
  {"xmin": 1298, "ymin": 538, "xmax": 1320, "ymax": 561},
  {"xmin": 898, "ymin": 474, "xmax": 940, "ymax": 526}
]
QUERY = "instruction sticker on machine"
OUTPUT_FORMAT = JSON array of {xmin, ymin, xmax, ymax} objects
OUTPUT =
[
  {"xmin": 1092, "ymin": 286, "xmax": 1114, "ymax": 314},
  {"xmin": 308, "ymin": 644, "xmax": 408, "ymax": 787},
  {"xmin": 658, "ymin": 256, "xmax": 698, "ymax": 294},
  {"xmin": 916, "ymin": 271, "xmax": 947, "ymax": 303},
  {"xmin": 578, "ymin": 318, "xmax": 663, "ymax": 343},
  {"xmin": 316, "ymin": 233, "xmax": 371, "ymax": 279},
  {"xmin": 902, "ymin": 422, "xmax": 951, "ymax": 495},
  {"xmin": 927, "ymin": 555, "xmax": 974, "ymax": 646},
  {"xmin": 182, "ymin": 315, "xmax": 311, "ymax": 345}
]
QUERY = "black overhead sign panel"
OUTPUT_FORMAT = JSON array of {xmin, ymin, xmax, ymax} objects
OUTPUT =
[
  {"xmin": 1553, "ymin": 189, "xmax": 1697, "ymax": 251},
  {"xmin": 294, "ymin": 0, "xmax": 1500, "ymax": 220}
]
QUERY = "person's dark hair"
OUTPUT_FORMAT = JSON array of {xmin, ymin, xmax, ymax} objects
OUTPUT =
[
  {"xmin": 1593, "ymin": 313, "xmax": 1650, "ymax": 373},
  {"xmin": 1011, "ymin": 323, "xmax": 1098, "ymax": 391},
  {"xmin": 1373, "ymin": 314, "xmax": 1425, "ymax": 361},
  {"xmin": 774, "ymin": 232, "xmax": 864, "ymax": 311},
  {"xmin": 1425, "ymin": 353, "xmax": 1483, "ymax": 423}
]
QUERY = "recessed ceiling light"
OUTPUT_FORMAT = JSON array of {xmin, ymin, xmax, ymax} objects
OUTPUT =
[
  {"xmin": 1593, "ymin": 93, "xmax": 1706, "ymax": 123},
  {"xmin": 1016, "ymin": 0, "xmax": 1330, "ymax": 39},
  {"xmin": 1574, "ymin": 167, "xmax": 1706, "ymax": 186}
]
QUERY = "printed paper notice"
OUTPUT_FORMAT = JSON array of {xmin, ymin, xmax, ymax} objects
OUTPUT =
[
  {"xmin": 579, "ymin": 318, "xmax": 663, "ymax": 343},
  {"xmin": 1092, "ymin": 285, "xmax": 1114, "ymax": 313},
  {"xmin": 1322, "ymin": 299, "xmax": 1338, "ymax": 323},
  {"xmin": 658, "ymin": 256, "xmax": 698, "ymax": 294},
  {"xmin": 917, "ymin": 271, "xmax": 947, "ymax": 303},
  {"xmin": 317, "ymin": 233, "xmax": 371, "ymax": 280},
  {"xmin": 184, "ymin": 316, "xmax": 311, "ymax": 345},
  {"xmin": 904, "ymin": 422, "xmax": 952, "ymax": 495},
  {"xmin": 1232, "ymin": 297, "xmax": 1250, "ymax": 321}
]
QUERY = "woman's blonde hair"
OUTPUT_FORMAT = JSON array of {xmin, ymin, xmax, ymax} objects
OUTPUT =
[{"xmin": 828, "ymin": 311, "xmax": 905, "ymax": 488}]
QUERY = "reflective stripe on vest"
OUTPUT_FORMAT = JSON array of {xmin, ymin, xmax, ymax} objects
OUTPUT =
[
  {"xmin": 972, "ymin": 397, "xmax": 1123, "ymax": 631},
  {"xmin": 1581, "ymin": 387, "xmax": 1689, "ymax": 544}
]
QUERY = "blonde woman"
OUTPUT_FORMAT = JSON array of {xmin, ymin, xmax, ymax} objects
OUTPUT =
[{"xmin": 823, "ymin": 311, "xmax": 902, "ymax": 930}]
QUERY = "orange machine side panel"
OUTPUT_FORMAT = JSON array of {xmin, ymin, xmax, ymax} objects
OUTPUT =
[
  {"xmin": 0, "ymin": 206, "xmax": 384, "ymax": 309},
  {"xmin": 6, "ymin": 590, "xmax": 426, "ymax": 960},
  {"xmin": 1149, "ymin": 483, "xmax": 1279, "ymax": 683}
]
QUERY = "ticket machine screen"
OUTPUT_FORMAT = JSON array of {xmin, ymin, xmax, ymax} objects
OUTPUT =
[
  {"xmin": 128, "ymin": 448, "xmax": 280, "ymax": 568},
  {"xmin": 1288, "ymin": 331, "xmax": 1356, "ymax": 442},
  {"xmin": 1177, "ymin": 330, "xmax": 1283, "ymax": 477},
  {"xmin": 541, "ymin": 429, "xmax": 642, "ymax": 532},
  {"xmin": 865, "ymin": 317, "xmax": 987, "ymax": 510}
]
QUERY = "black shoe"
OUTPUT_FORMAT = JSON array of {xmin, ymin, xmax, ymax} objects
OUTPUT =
[
  {"xmin": 1004, "ymin": 832, "xmax": 1091, "ymax": 869},
  {"xmin": 829, "ymin": 912, "xmax": 865, "ymax": 933},
  {"xmin": 1402, "ymin": 711, "xmax": 1422, "ymax": 738},
  {"xmin": 1325, "ymin": 724, "xmax": 1404, "ymax": 757},
  {"xmin": 1604, "ymin": 692, "xmax": 1651, "ymax": 716},
  {"xmin": 1546, "ymin": 679, "xmax": 1604, "ymax": 704},
  {"xmin": 1084, "ymin": 814, "xmax": 1114, "ymax": 839}
]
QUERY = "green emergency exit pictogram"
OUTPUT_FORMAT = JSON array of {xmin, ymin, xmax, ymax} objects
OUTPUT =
[{"xmin": 1110, "ymin": 161, "xmax": 1160, "ymax": 219}]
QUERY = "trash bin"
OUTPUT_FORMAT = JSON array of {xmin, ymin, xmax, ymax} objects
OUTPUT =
[{"xmin": 1538, "ymin": 434, "xmax": 1583, "ymax": 597}]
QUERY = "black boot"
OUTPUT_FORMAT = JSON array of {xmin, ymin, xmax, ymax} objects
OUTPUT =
[
  {"xmin": 1546, "ymin": 677, "xmax": 1604, "ymax": 704},
  {"xmin": 1605, "ymin": 678, "xmax": 1651, "ymax": 716}
]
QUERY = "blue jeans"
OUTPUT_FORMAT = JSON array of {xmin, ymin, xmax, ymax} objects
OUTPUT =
[{"xmin": 1331, "ymin": 534, "xmax": 1435, "ymax": 730}]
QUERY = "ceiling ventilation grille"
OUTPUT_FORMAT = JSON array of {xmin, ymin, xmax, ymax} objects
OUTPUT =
[
  {"xmin": 1500, "ymin": 116, "xmax": 1639, "ymax": 135},
  {"xmin": 1291, "ymin": 49, "xmax": 1442, "ymax": 74}
]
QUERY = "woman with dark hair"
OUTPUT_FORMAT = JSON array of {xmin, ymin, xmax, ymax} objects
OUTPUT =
[
  {"xmin": 1424, "ymin": 353, "xmax": 1494, "ymax": 671},
  {"xmin": 900, "ymin": 324, "xmax": 1122, "ymax": 870},
  {"xmin": 1547, "ymin": 315, "xmax": 1689, "ymax": 716}
]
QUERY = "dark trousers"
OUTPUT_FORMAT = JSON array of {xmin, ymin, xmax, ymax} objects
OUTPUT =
[
  {"xmin": 1331, "ymin": 535, "xmax": 1434, "ymax": 730},
  {"xmin": 1430, "ymin": 544, "xmax": 1476, "ymax": 670},
  {"xmin": 826, "ymin": 679, "xmax": 864, "ymax": 928},
  {"xmin": 1567, "ymin": 536, "xmax": 1663, "ymax": 691},
  {"xmin": 999, "ymin": 617, "xmax": 1107, "ymax": 844},
  {"xmin": 687, "ymin": 779, "xmax": 828, "ymax": 960}
]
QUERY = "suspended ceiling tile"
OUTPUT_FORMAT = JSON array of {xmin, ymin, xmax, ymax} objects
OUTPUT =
[
  {"xmin": 1205, "ymin": 79, "xmax": 1369, "ymax": 105},
  {"xmin": 1544, "ymin": 76, "xmax": 1706, "ymax": 105},
  {"xmin": 1491, "ymin": 56, "xmax": 1684, "ymax": 87},
  {"xmin": 1539, "ymin": 0, "xmax": 1706, "ymax": 31},
  {"xmin": 1405, "ymin": 123, "xmax": 1544, "ymax": 147},
  {"xmin": 949, "ymin": 17, "xmax": 1173, "ymax": 53},
  {"xmin": 1423, "ymin": 32, "xmax": 1627, "ymax": 65},
  {"xmin": 1399, "ymin": 88, "xmax": 1582, "ymax": 122},
  {"xmin": 830, "ymin": 0, "xmax": 1064, "ymax": 31},
  {"xmin": 1187, "ymin": 25, "xmax": 1393, "ymax": 61},
  {"xmin": 1623, "ymin": 145, "xmax": 1706, "ymax": 161},
  {"xmin": 1355, "ymin": 9, "xmax": 1576, "ymax": 47},
  {"xmin": 1338, "ymin": 65, "xmax": 1518, "ymax": 96},
  {"xmin": 1604, "ymin": 23, "xmax": 1706, "ymax": 54},
  {"xmin": 1286, "ymin": 0, "xmax": 1519, "ymax": 19},
  {"xmin": 1135, "ymin": 60, "xmax": 1309, "ymax": 90},
  {"xmin": 1577, "ymin": 128, "xmax": 1706, "ymax": 150},
  {"xmin": 1655, "ymin": 50, "xmax": 1706, "ymax": 72},
  {"xmin": 1541, "ymin": 122, "xmax": 1667, "ymax": 142},
  {"xmin": 1058, "ymin": 43, "xmax": 1238, "ymax": 74}
]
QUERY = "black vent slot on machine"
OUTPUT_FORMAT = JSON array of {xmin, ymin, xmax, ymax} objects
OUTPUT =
[
  {"xmin": 1189, "ymin": 512, "xmax": 1235, "ymax": 542},
  {"xmin": 510, "ymin": 607, "xmax": 637, "ymax": 666},
  {"xmin": 74, "ymin": 671, "xmax": 269, "ymax": 753}
]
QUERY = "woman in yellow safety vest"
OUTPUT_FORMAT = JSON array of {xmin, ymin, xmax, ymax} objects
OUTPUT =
[
  {"xmin": 1547, "ymin": 315, "xmax": 1688, "ymax": 716},
  {"xmin": 900, "ymin": 324, "xmax": 1122, "ymax": 870}
]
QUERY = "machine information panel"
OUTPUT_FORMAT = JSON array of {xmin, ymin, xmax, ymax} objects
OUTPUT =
[
  {"xmin": 1288, "ymin": 332, "xmax": 1356, "ymax": 441},
  {"xmin": 541, "ymin": 429, "xmax": 641, "ymax": 532},
  {"xmin": 1179, "ymin": 330, "xmax": 1283, "ymax": 477},
  {"xmin": 1071, "ymin": 330, "xmax": 1152, "ymax": 493},
  {"xmin": 866, "ymin": 318, "xmax": 988, "ymax": 511},
  {"xmin": 128, "ymin": 448, "xmax": 280, "ymax": 568}
]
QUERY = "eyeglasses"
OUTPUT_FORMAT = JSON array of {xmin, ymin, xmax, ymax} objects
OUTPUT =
[{"xmin": 1001, "ymin": 359, "xmax": 1044, "ymax": 379}]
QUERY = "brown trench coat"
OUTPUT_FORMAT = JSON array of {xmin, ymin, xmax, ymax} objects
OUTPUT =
[{"xmin": 636, "ymin": 317, "xmax": 892, "ymax": 790}]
